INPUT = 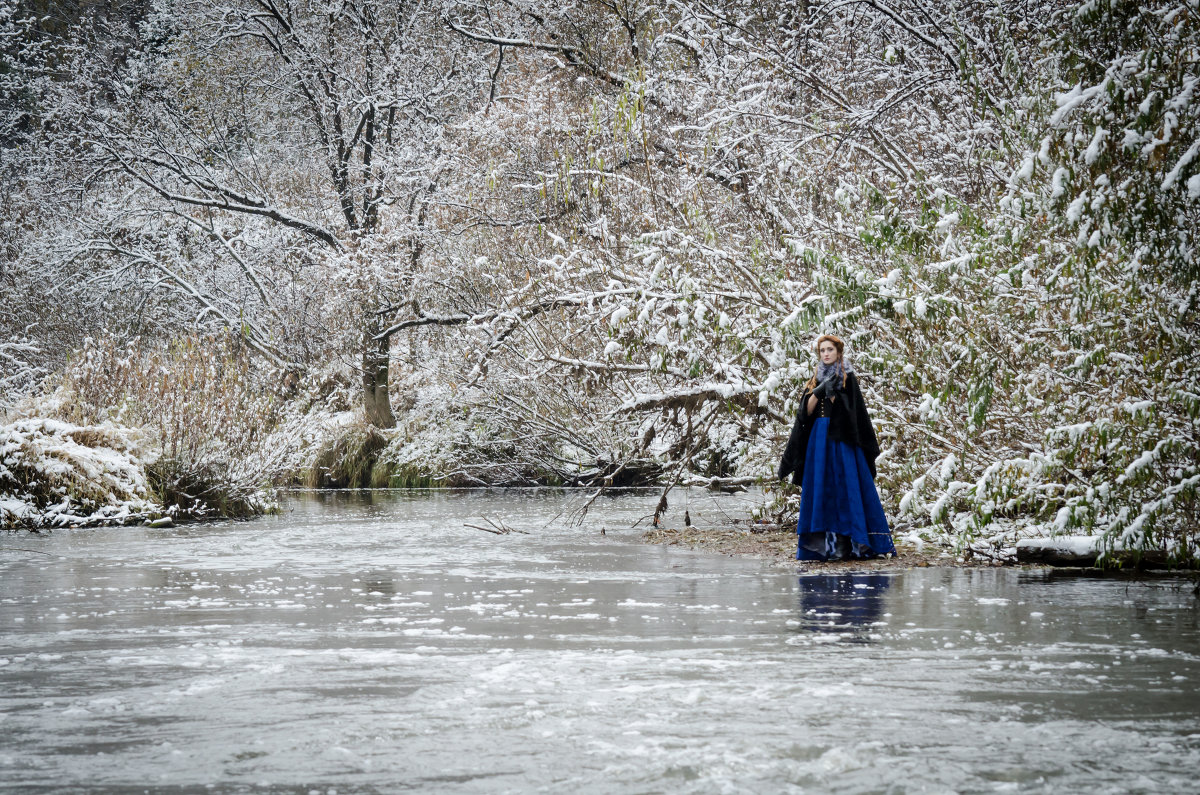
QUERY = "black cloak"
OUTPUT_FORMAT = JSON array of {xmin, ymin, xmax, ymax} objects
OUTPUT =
[{"xmin": 777, "ymin": 371, "xmax": 881, "ymax": 485}]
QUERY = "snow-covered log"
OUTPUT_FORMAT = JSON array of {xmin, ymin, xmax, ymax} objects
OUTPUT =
[{"xmin": 1015, "ymin": 537, "xmax": 1178, "ymax": 568}]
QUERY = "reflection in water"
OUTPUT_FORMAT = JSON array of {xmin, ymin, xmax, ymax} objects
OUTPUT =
[
  {"xmin": 796, "ymin": 573, "xmax": 892, "ymax": 640},
  {"xmin": 361, "ymin": 574, "xmax": 397, "ymax": 595}
]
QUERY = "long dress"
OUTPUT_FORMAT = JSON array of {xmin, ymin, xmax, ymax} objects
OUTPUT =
[{"xmin": 795, "ymin": 395, "xmax": 895, "ymax": 561}]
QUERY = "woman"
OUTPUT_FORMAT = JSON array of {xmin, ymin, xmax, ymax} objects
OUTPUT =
[{"xmin": 778, "ymin": 335, "xmax": 895, "ymax": 561}]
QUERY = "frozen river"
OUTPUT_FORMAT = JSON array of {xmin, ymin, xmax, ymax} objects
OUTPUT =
[{"xmin": 2, "ymin": 489, "xmax": 1199, "ymax": 793}]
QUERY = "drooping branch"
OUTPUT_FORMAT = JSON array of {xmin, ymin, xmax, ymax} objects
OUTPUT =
[
  {"xmin": 87, "ymin": 238, "xmax": 296, "ymax": 370},
  {"xmin": 95, "ymin": 142, "xmax": 344, "ymax": 251}
]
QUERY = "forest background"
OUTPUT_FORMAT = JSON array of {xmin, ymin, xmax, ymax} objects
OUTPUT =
[{"xmin": 1, "ymin": 0, "xmax": 1196, "ymax": 563}]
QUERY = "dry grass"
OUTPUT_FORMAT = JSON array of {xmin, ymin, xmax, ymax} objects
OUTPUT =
[
  {"xmin": 50, "ymin": 333, "xmax": 280, "ymax": 518},
  {"xmin": 304, "ymin": 422, "xmax": 391, "ymax": 488}
]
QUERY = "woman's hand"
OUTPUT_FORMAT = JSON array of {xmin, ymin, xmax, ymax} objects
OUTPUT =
[{"xmin": 806, "ymin": 394, "xmax": 817, "ymax": 415}]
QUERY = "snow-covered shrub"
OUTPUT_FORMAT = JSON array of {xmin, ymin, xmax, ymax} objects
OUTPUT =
[
  {"xmin": 0, "ymin": 418, "xmax": 153, "ymax": 530},
  {"xmin": 0, "ymin": 337, "xmax": 45, "ymax": 419},
  {"xmin": 382, "ymin": 380, "xmax": 564, "ymax": 487},
  {"xmin": 241, "ymin": 364, "xmax": 361, "ymax": 489},
  {"xmin": 796, "ymin": 0, "xmax": 1200, "ymax": 563}
]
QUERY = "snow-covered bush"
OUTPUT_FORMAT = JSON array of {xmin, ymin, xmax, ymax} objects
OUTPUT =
[
  {"xmin": 0, "ymin": 418, "xmax": 153, "ymax": 530},
  {"xmin": 0, "ymin": 337, "xmax": 44, "ymax": 419},
  {"xmin": 798, "ymin": 0, "xmax": 1200, "ymax": 562}
]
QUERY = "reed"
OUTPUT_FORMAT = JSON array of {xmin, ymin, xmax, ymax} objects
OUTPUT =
[{"xmin": 51, "ymin": 333, "xmax": 280, "ymax": 519}]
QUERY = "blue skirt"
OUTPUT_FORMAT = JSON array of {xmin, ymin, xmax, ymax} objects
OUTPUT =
[{"xmin": 796, "ymin": 417, "xmax": 896, "ymax": 561}]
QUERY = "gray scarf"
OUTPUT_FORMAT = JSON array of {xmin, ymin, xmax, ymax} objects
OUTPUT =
[{"xmin": 816, "ymin": 357, "xmax": 853, "ymax": 384}]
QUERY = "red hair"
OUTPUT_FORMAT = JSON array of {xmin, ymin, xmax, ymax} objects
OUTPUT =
[{"xmin": 814, "ymin": 334, "xmax": 844, "ymax": 357}]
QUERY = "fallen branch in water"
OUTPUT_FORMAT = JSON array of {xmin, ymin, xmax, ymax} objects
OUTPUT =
[
  {"xmin": 0, "ymin": 546, "xmax": 58, "ymax": 556},
  {"xmin": 567, "ymin": 487, "xmax": 605, "ymax": 526},
  {"xmin": 964, "ymin": 544, "xmax": 1016, "ymax": 565},
  {"xmin": 465, "ymin": 517, "xmax": 529, "ymax": 535}
]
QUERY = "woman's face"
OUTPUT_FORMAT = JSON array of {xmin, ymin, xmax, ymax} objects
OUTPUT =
[{"xmin": 818, "ymin": 340, "xmax": 839, "ymax": 365}]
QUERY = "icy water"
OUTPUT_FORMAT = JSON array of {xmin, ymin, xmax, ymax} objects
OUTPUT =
[{"xmin": 2, "ymin": 490, "xmax": 1199, "ymax": 794}]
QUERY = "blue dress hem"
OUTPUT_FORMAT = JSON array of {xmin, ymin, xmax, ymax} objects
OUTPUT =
[{"xmin": 796, "ymin": 417, "xmax": 896, "ymax": 562}]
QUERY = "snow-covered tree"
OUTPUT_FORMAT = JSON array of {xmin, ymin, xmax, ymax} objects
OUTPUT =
[
  {"xmin": 11, "ymin": 0, "xmax": 498, "ymax": 425},
  {"xmin": 4, "ymin": 0, "xmax": 1196, "ymax": 558}
]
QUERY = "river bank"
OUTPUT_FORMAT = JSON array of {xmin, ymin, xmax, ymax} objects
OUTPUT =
[
  {"xmin": 642, "ymin": 523, "xmax": 1200, "ymax": 580},
  {"xmin": 642, "ymin": 524, "xmax": 968, "ymax": 570}
]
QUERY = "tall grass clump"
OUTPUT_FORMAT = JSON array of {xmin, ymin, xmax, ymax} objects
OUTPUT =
[
  {"xmin": 303, "ymin": 421, "xmax": 391, "ymax": 488},
  {"xmin": 50, "ymin": 333, "xmax": 282, "ymax": 519}
]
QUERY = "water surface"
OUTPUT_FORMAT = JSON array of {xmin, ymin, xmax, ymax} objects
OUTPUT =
[{"xmin": 2, "ymin": 489, "xmax": 1198, "ymax": 793}]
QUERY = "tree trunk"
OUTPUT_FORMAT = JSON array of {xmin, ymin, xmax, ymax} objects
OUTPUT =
[{"xmin": 362, "ymin": 323, "xmax": 396, "ymax": 429}]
